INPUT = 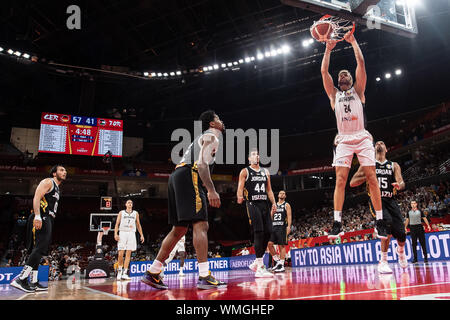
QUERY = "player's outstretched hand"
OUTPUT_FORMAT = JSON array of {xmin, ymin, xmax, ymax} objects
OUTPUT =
[
  {"xmin": 344, "ymin": 31, "xmax": 356, "ymax": 44},
  {"xmin": 326, "ymin": 39, "xmax": 338, "ymax": 51},
  {"xmin": 208, "ymin": 190, "xmax": 221, "ymax": 208}
]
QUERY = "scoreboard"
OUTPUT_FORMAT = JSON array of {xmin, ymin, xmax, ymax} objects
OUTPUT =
[{"xmin": 38, "ymin": 112, "xmax": 123, "ymax": 157}]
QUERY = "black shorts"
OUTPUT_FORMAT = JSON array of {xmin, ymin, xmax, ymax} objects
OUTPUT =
[
  {"xmin": 369, "ymin": 197, "xmax": 405, "ymax": 240},
  {"xmin": 168, "ymin": 165, "xmax": 208, "ymax": 227},
  {"xmin": 26, "ymin": 212, "xmax": 54, "ymax": 255},
  {"xmin": 270, "ymin": 226, "xmax": 288, "ymax": 245},
  {"xmin": 246, "ymin": 201, "xmax": 272, "ymax": 234}
]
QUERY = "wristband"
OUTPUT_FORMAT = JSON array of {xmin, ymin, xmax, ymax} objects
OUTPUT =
[{"xmin": 34, "ymin": 215, "xmax": 42, "ymax": 221}]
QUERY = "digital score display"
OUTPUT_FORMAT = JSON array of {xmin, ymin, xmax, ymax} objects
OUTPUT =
[{"xmin": 38, "ymin": 112, "xmax": 123, "ymax": 157}]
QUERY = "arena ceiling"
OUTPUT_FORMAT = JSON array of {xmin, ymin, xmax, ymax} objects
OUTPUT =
[{"xmin": 1, "ymin": 0, "xmax": 449, "ymax": 143}]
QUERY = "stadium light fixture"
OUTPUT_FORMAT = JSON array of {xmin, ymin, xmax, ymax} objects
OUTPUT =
[
  {"xmin": 395, "ymin": 69, "xmax": 402, "ymax": 76},
  {"xmin": 385, "ymin": 73, "xmax": 392, "ymax": 79}
]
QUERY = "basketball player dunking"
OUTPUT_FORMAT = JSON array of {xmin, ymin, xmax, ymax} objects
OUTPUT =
[
  {"xmin": 267, "ymin": 190, "xmax": 291, "ymax": 273},
  {"xmin": 114, "ymin": 199, "xmax": 144, "ymax": 281},
  {"xmin": 237, "ymin": 149, "xmax": 277, "ymax": 277},
  {"xmin": 321, "ymin": 32, "xmax": 387, "ymax": 239},
  {"xmin": 141, "ymin": 110, "xmax": 226, "ymax": 290},
  {"xmin": 350, "ymin": 141, "xmax": 408, "ymax": 273},
  {"xmin": 11, "ymin": 165, "xmax": 66, "ymax": 293}
]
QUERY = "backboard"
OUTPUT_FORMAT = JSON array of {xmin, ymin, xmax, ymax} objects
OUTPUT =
[
  {"xmin": 89, "ymin": 213, "xmax": 118, "ymax": 232},
  {"xmin": 281, "ymin": 0, "xmax": 418, "ymax": 38}
]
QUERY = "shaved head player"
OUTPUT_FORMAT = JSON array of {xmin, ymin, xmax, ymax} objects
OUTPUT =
[{"xmin": 320, "ymin": 31, "xmax": 387, "ymax": 240}]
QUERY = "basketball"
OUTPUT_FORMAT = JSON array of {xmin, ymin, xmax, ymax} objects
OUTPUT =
[{"xmin": 311, "ymin": 22, "xmax": 333, "ymax": 42}]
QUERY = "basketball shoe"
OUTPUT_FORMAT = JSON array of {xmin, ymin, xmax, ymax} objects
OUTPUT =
[
  {"xmin": 397, "ymin": 247, "xmax": 408, "ymax": 269},
  {"xmin": 30, "ymin": 281, "xmax": 48, "ymax": 291},
  {"xmin": 10, "ymin": 278, "xmax": 35, "ymax": 293},
  {"xmin": 249, "ymin": 260, "xmax": 258, "ymax": 272},
  {"xmin": 197, "ymin": 271, "xmax": 227, "ymax": 289},
  {"xmin": 141, "ymin": 271, "xmax": 168, "ymax": 290},
  {"xmin": 255, "ymin": 265, "xmax": 274, "ymax": 278},
  {"xmin": 328, "ymin": 221, "xmax": 344, "ymax": 239},
  {"xmin": 377, "ymin": 260, "xmax": 393, "ymax": 274}
]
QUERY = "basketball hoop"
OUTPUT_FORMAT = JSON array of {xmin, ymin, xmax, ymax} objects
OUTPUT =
[{"xmin": 310, "ymin": 15, "xmax": 356, "ymax": 43}]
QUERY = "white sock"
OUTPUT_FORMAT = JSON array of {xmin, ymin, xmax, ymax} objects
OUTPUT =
[
  {"xmin": 198, "ymin": 262, "xmax": 209, "ymax": 278},
  {"xmin": 123, "ymin": 269, "xmax": 127, "ymax": 274},
  {"xmin": 375, "ymin": 210, "xmax": 383, "ymax": 220},
  {"xmin": 273, "ymin": 255, "xmax": 280, "ymax": 262},
  {"xmin": 31, "ymin": 270, "xmax": 38, "ymax": 284},
  {"xmin": 381, "ymin": 252, "xmax": 388, "ymax": 262},
  {"xmin": 19, "ymin": 265, "xmax": 33, "ymax": 280},
  {"xmin": 279, "ymin": 259, "xmax": 285, "ymax": 265},
  {"xmin": 149, "ymin": 260, "xmax": 163, "ymax": 274},
  {"xmin": 334, "ymin": 211, "xmax": 342, "ymax": 222}
]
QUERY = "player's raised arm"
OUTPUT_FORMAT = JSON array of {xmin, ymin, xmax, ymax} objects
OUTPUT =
[
  {"xmin": 344, "ymin": 32, "xmax": 366, "ymax": 102},
  {"xmin": 237, "ymin": 168, "xmax": 247, "ymax": 204},
  {"xmin": 321, "ymin": 40, "xmax": 338, "ymax": 109},
  {"xmin": 349, "ymin": 165, "xmax": 367, "ymax": 187}
]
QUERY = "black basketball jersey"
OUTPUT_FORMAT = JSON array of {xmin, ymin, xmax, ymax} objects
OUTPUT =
[
  {"xmin": 40, "ymin": 179, "xmax": 60, "ymax": 217},
  {"xmin": 178, "ymin": 129, "xmax": 218, "ymax": 172},
  {"xmin": 273, "ymin": 201, "xmax": 288, "ymax": 227},
  {"xmin": 368, "ymin": 160, "xmax": 397, "ymax": 199},
  {"xmin": 244, "ymin": 166, "xmax": 268, "ymax": 201}
]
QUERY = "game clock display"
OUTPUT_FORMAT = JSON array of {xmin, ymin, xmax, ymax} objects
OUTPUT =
[{"xmin": 38, "ymin": 112, "xmax": 123, "ymax": 157}]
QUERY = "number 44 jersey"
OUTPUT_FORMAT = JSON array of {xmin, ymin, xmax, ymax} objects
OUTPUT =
[{"xmin": 244, "ymin": 166, "xmax": 268, "ymax": 202}]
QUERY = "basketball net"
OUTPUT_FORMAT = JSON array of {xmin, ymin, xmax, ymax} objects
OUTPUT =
[{"xmin": 310, "ymin": 15, "xmax": 356, "ymax": 42}]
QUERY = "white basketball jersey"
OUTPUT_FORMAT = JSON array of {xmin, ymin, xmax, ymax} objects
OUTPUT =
[
  {"xmin": 119, "ymin": 210, "xmax": 137, "ymax": 232},
  {"xmin": 334, "ymin": 87, "xmax": 366, "ymax": 135}
]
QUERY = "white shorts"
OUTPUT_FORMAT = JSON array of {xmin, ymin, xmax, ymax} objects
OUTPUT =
[
  {"xmin": 117, "ymin": 231, "xmax": 137, "ymax": 251},
  {"xmin": 332, "ymin": 130, "xmax": 375, "ymax": 168}
]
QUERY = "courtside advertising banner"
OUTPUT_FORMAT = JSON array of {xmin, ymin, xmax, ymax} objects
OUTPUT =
[
  {"xmin": 0, "ymin": 265, "xmax": 49, "ymax": 285},
  {"xmin": 292, "ymin": 231, "xmax": 450, "ymax": 268},
  {"xmin": 130, "ymin": 257, "xmax": 230, "ymax": 276},
  {"xmin": 130, "ymin": 254, "xmax": 270, "ymax": 276}
]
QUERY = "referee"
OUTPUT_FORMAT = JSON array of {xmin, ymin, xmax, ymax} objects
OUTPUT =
[{"xmin": 405, "ymin": 200, "xmax": 431, "ymax": 263}]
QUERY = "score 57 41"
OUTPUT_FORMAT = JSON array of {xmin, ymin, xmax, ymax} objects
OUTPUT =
[{"xmin": 72, "ymin": 116, "xmax": 96, "ymax": 125}]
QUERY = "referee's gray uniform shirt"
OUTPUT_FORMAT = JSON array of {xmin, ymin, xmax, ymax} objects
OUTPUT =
[{"xmin": 408, "ymin": 210, "xmax": 423, "ymax": 225}]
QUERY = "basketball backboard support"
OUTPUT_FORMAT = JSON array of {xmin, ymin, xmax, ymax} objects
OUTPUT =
[
  {"xmin": 90, "ymin": 213, "xmax": 118, "ymax": 233},
  {"xmin": 281, "ymin": 0, "xmax": 418, "ymax": 38}
]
